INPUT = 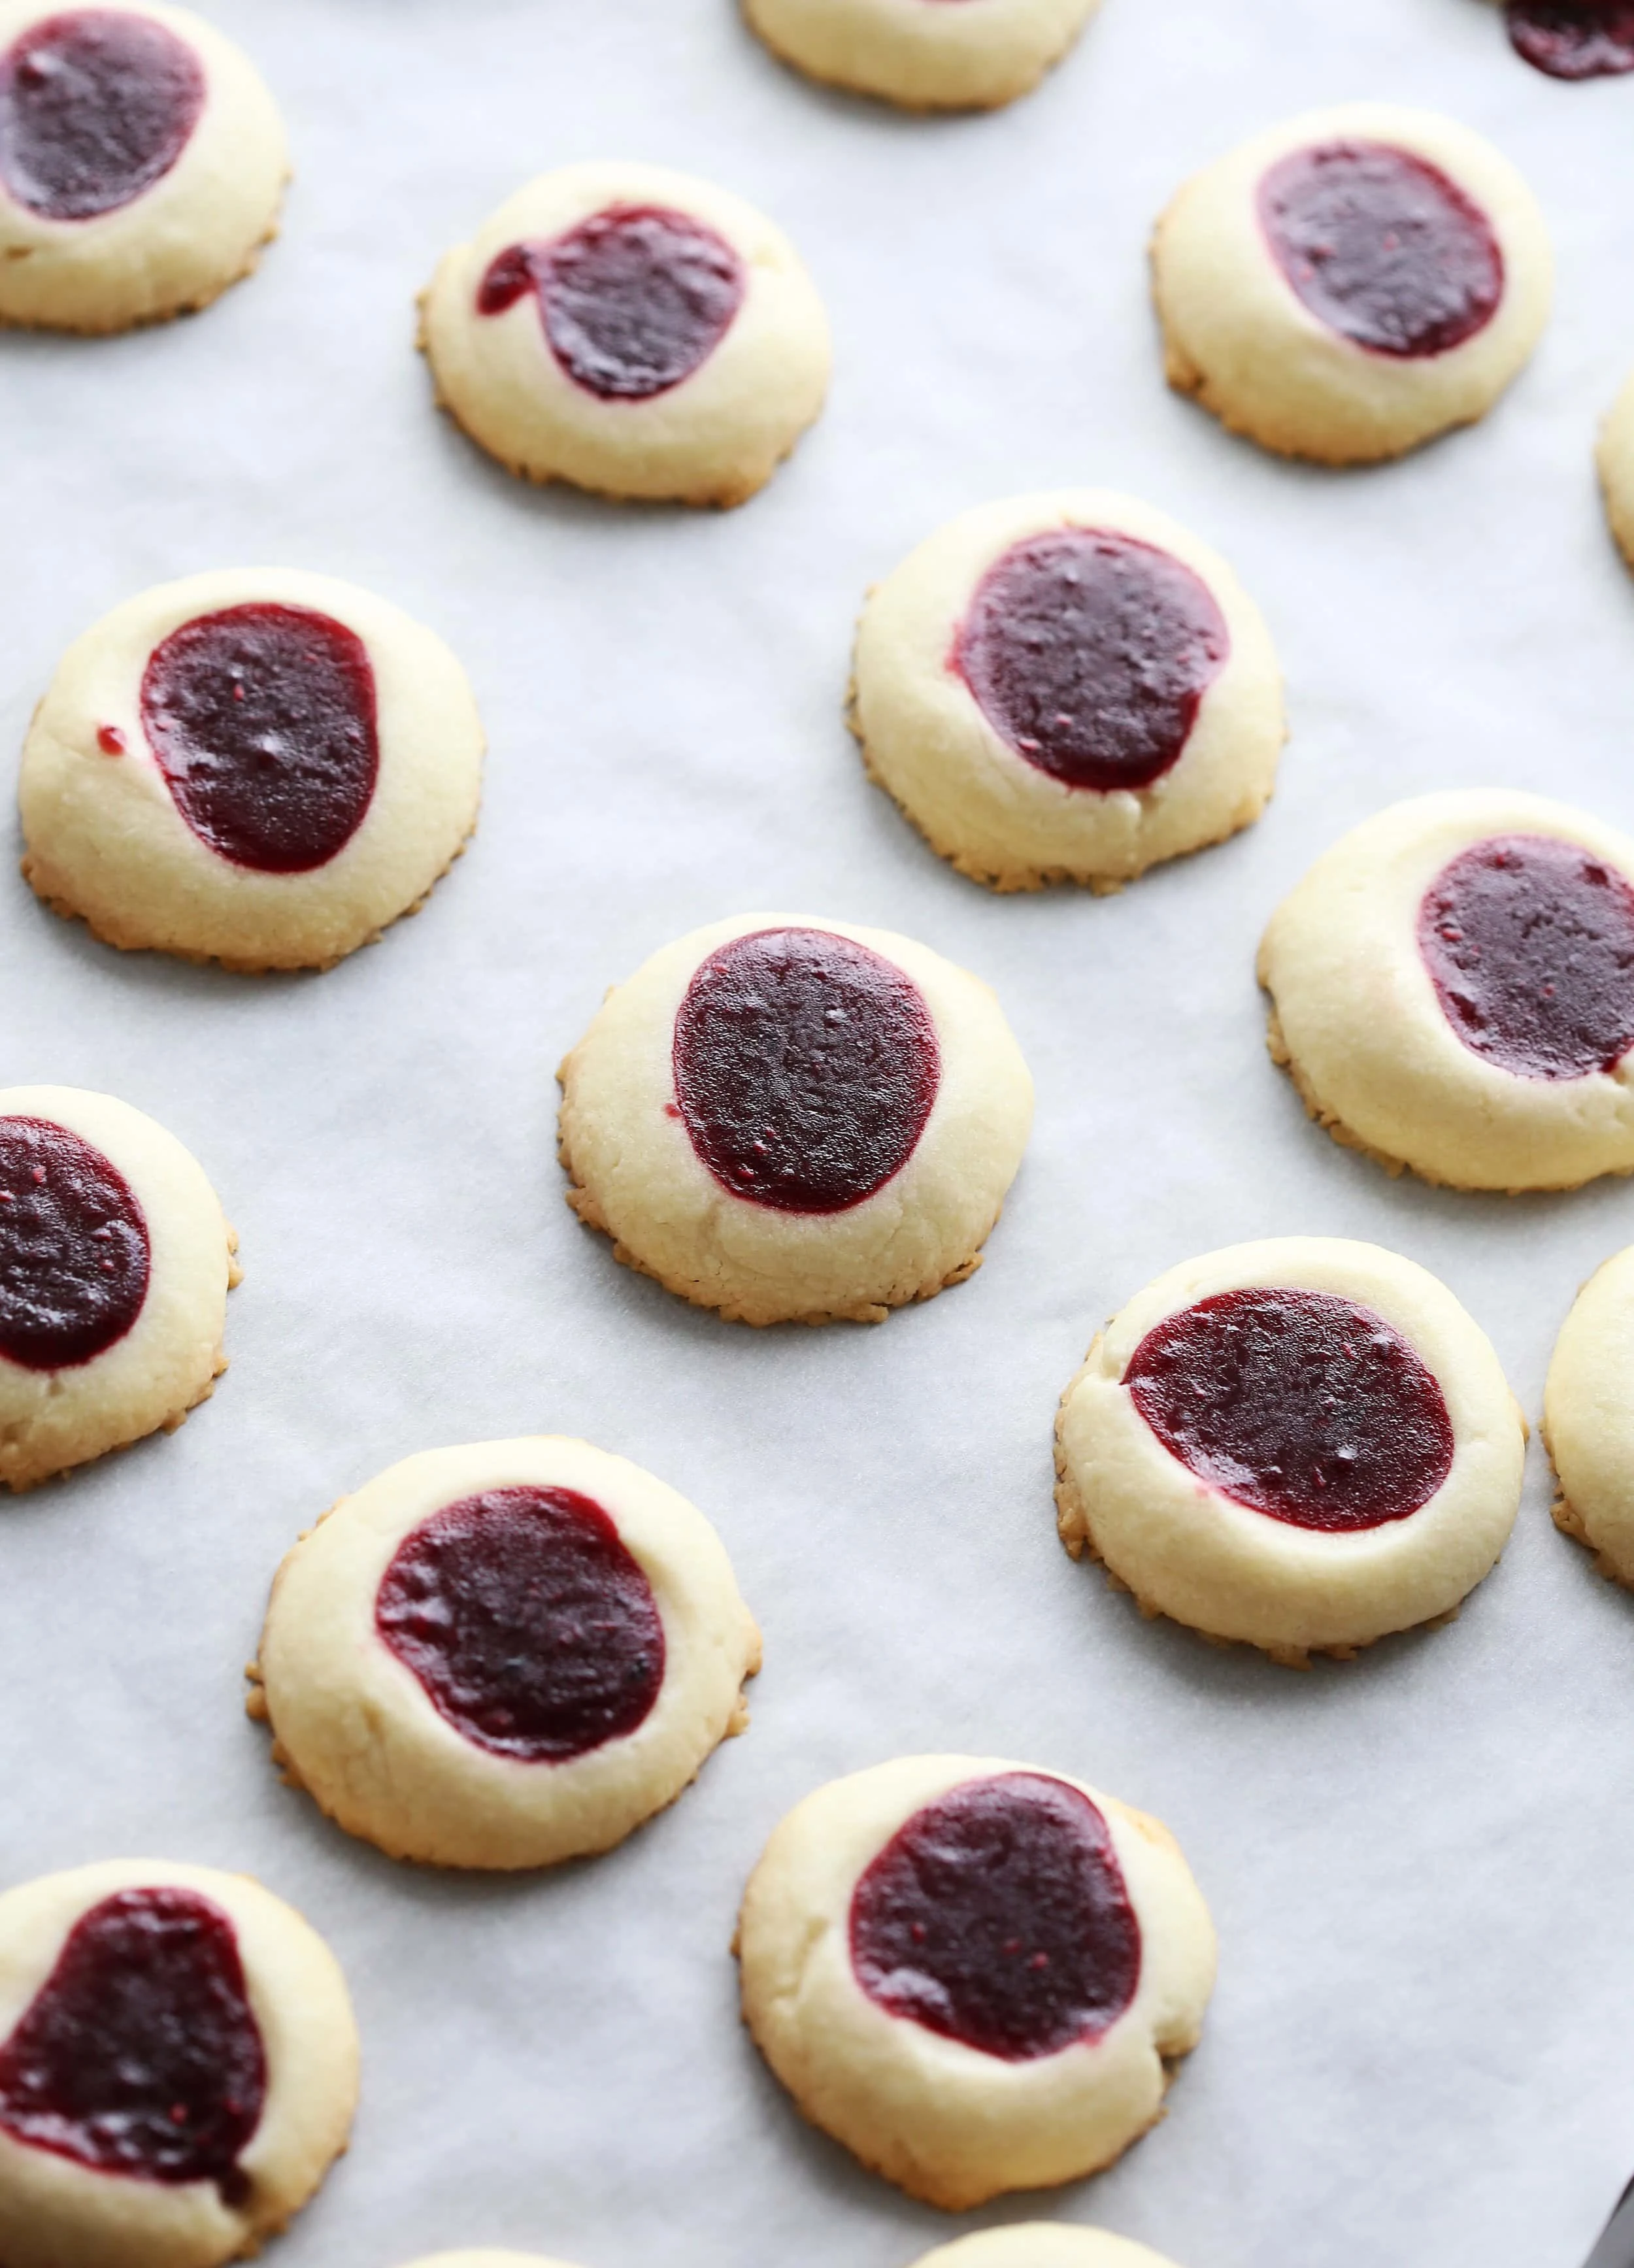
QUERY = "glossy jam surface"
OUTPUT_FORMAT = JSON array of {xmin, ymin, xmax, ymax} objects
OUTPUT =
[
  {"xmin": 477, "ymin": 205, "xmax": 745, "ymax": 401},
  {"xmin": 1506, "ymin": 0, "xmax": 1634, "ymax": 75},
  {"xmin": 0, "ymin": 10, "xmax": 203, "ymax": 222},
  {"xmin": 954, "ymin": 529, "xmax": 1230, "ymax": 794},
  {"xmin": 0, "ymin": 1888, "xmax": 265, "ymax": 2203},
  {"xmin": 671, "ymin": 927, "xmax": 941, "ymax": 1214},
  {"xmin": 1418, "ymin": 833, "xmax": 1634, "ymax": 1081},
  {"xmin": 1125, "ymin": 1288, "xmax": 1455, "ymax": 1532},
  {"xmin": 849, "ymin": 1773, "xmax": 1141, "ymax": 2061},
  {"xmin": 1258, "ymin": 141, "xmax": 1504, "ymax": 358},
  {"xmin": 376, "ymin": 1486, "xmax": 666, "ymax": 1763},
  {"xmin": 0, "ymin": 1116, "xmax": 148, "ymax": 1371},
  {"xmin": 141, "ymin": 604, "xmax": 380, "ymax": 875}
]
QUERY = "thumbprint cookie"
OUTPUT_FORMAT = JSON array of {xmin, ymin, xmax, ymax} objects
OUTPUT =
[
  {"xmin": 910, "ymin": 2229, "xmax": 1187, "ymax": 2268},
  {"xmin": 743, "ymin": 0, "xmax": 1103, "ymax": 112},
  {"xmin": 1505, "ymin": 0, "xmax": 1634, "ymax": 78},
  {"xmin": 1596, "ymin": 368, "xmax": 1634, "ymax": 570},
  {"xmin": 1544, "ymin": 1244, "xmax": 1634, "ymax": 1590}
]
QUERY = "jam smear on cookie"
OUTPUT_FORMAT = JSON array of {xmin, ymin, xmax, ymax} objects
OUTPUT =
[
  {"xmin": 0, "ymin": 1116, "xmax": 149, "ymax": 1371},
  {"xmin": 1419, "ymin": 833, "xmax": 1634, "ymax": 1080},
  {"xmin": 477, "ymin": 205, "xmax": 745, "ymax": 401},
  {"xmin": 672, "ymin": 927, "xmax": 941, "ymax": 1214},
  {"xmin": 1505, "ymin": 0, "xmax": 1634, "ymax": 77},
  {"xmin": 0, "ymin": 9, "xmax": 203, "ymax": 222},
  {"xmin": 953, "ymin": 529, "xmax": 1230, "ymax": 793},
  {"xmin": 849, "ymin": 1773, "xmax": 1141, "ymax": 2061},
  {"xmin": 1125, "ymin": 1288, "xmax": 1455, "ymax": 1532},
  {"xmin": 376, "ymin": 1486, "xmax": 666, "ymax": 1762},
  {"xmin": 0, "ymin": 1887, "xmax": 266, "ymax": 2203},
  {"xmin": 1258, "ymin": 142, "xmax": 1504, "ymax": 358},
  {"xmin": 141, "ymin": 604, "xmax": 380, "ymax": 874}
]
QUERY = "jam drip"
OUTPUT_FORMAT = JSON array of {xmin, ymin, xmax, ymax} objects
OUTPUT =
[
  {"xmin": 0, "ymin": 1888, "xmax": 266, "ymax": 2203},
  {"xmin": 850, "ymin": 1773, "xmax": 1141, "ymax": 2062},
  {"xmin": 1419, "ymin": 833, "xmax": 1634, "ymax": 1080},
  {"xmin": 0, "ymin": 1116, "xmax": 148, "ymax": 1371},
  {"xmin": 1125, "ymin": 1288, "xmax": 1455, "ymax": 1532},
  {"xmin": 1258, "ymin": 142, "xmax": 1504, "ymax": 358},
  {"xmin": 671, "ymin": 927, "xmax": 941, "ymax": 1214},
  {"xmin": 954, "ymin": 529, "xmax": 1230, "ymax": 793},
  {"xmin": 477, "ymin": 205, "xmax": 745, "ymax": 401},
  {"xmin": 376, "ymin": 1486, "xmax": 667, "ymax": 1763},
  {"xmin": 141, "ymin": 604, "xmax": 380, "ymax": 875},
  {"xmin": 1506, "ymin": 0, "xmax": 1634, "ymax": 75},
  {"xmin": 0, "ymin": 10, "xmax": 203, "ymax": 222}
]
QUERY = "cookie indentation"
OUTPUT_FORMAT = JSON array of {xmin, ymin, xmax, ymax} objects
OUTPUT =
[
  {"xmin": 1505, "ymin": 0, "xmax": 1634, "ymax": 76},
  {"xmin": 0, "ymin": 8, "xmax": 203, "ymax": 222},
  {"xmin": 0, "ymin": 1116, "xmax": 148, "ymax": 1371}
]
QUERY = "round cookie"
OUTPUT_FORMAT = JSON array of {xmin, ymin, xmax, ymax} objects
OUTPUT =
[
  {"xmin": 852, "ymin": 490, "xmax": 1286, "ymax": 892},
  {"xmin": 1597, "ymin": 367, "xmax": 1634, "ymax": 569},
  {"xmin": 420, "ymin": 162, "xmax": 831, "ymax": 507},
  {"xmin": 558, "ymin": 914, "xmax": 1034, "ymax": 1326},
  {"xmin": 737, "ymin": 1755, "xmax": 1216, "ymax": 2209},
  {"xmin": 0, "ymin": 0, "xmax": 287, "ymax": 334},
  {"xmin": 742, "ymin": 0, "xmax": 1103, "ymax": 112},
  {"xmin": 252, "ymin": 1437, "xmax": 761, "ymax": 1871},
  {"xmin": 20, "ymin": 569, "xmax": 485, "ymax": 973},
  {"xmin": 1152, "ymin": 103, "xmax": 1552, "ymax": 464},
  {"xmin": 1505, "ymin": 0, "xmax": 1634, "ymax": 80},
  {"xmin": 0, "ymin": 1858, "xmax": 357, "ymax": 2268},
  {"xmin": 0, "ymin": 1084, "xmax": 237, "ymax": 1492},
  {"xmin": 1259, "ymin": 790, "xmax": 1634, "ymax": 1191},
  {"xmin": 1056, "ymin": 1237, "xmax": 1525, "ymax": 1665},
  {"xmin": 1543, "ymin": 1244, "xmax": 1634, "ymax": 1588},
  {"xmin": 395, "ymin": 2259, "xmax": 584, "ymax": 2268},
  {"xmin": 911, "ymin": 2231, "xmax": 1186, "ymax": 2268}
]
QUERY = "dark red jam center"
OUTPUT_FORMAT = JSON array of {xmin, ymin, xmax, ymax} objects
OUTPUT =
[
  {"xmin": 0, "ymin": 1888, "xmax": 265, "ymax": 2204},
  {"xmin": 1506, "ymin": 0, "xmax": 1634, "ymax": 75},
  {"xmin": 376, "ymin": 1485, "xmax": 666, "ymax": 1763},
  {"xmin": 1418, "ymin": 833, "xmax": 1634, "ymax": 1080},
  {"xmin": 0, "ymin": 1116, "xmax": 148, "ymax": 1371},
  {"xmin": 476, "ymin": 205, "xmax": 745, "ymax": 401},
  {"xmin": 0, "ymin": 9, "xmax": 202, "ymax": 222},
  {"xmin": 140, "ymin": 605, "xmax": 380, "ymax": 875},
  {"xmin": 1258, "ymin": 142, "xmax": 1504, "ymax": 358},
  {"xmin": 954, "ymin": 529, "xmax": 1230, "ymax": 794},
  {"xmin": 671, "ymin": 927, "xmax": 941, "ymax": 1216},
  {"xmin": 849, "ymin": 1773, "xmax": 1141, "ymax": 2062},
  {"xmin": 1125, "ymin": 1289, "xmax": 1455, "ymax": 1533}
]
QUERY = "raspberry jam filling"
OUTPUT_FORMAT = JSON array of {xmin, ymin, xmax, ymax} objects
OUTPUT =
[
  {"xmin": 0, "ymin": 1116, "xmax": 148, "ymax": 1371},
  {"xmin": 1125, "ymin": 1288, "xmax": 1455, "ymax": 1532},
  {"xmin": 953, "ymin": 529, "xmax": 1230, "ymax": 793},
  {"xmin": 376, "ymin": 1486, "xmax": 666, "ymax": 1763},
  {"xmin": 140, "ymin": 604, "xmax": 380, "ymax": 875},
  {"xmin": 477, "ymin": 205, "xmax": 745, "ymax": 401},
  {"xmin": 1506, "ymin": 0, "xmax": 1634, "ymax": 76},
  {"xmin": 0, "ymin": 1888, "xmax": 266, "ymax": 2204},
  {"xmin": 0, "ymin": 9, "xmax": 203, "ymax": 222},
  {"xmin": 1419, "ymin": 833, "xmax": 1634, "ymax": 1080},
  {"xmin": 671, "ymin": 927, "xmax": 941, "ymax": 1214},
  {"xmin": 849, "ymin": 1773, "xmax": 1141, "ymax": 2061},
  {"xmin": 1258, "ymin": 142, "xmax": 1504, "ymax": 358}
]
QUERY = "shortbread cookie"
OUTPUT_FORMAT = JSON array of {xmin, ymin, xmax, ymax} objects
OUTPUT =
[
  {"xmin": 1056, "ymin": 1237, "xmax": 1525, "ymax": 1664},
  {"xmin": 911, "ymin": 2229, "xmax": 1186, "ymax": 2268},
  {"xmin": 252, "ymin": 1437, "xmax": 761, "ymax": 1871},
  {"xmin": 1544, "ymin": 1244, "xmax": 1634, "ymax": 1588},
  {"xmin": 558, "ymin": 914, "xmax": 1033, "ymax": 1326},
  {"xmin": 743, "ymin": 0, "xmax": 1102, "ymax": 112},
  {"xmin": 0, "ymin": 1859, "xmax": 357, "ymax": 2268},
  {"xmin": 737, "ymin": 1756, "xmax": 1215, "ymax": 2209},
  {"xmin": 1259, "ymin": 790, "xmax": 1634, "ymax": 1190},
  {"xmin": 1505, "ymin": 0, "xmax": 1634, "ymax": 78},
  {"xmin": 0, "ymin": 1, "xmax": 287, "ymax": 333},
  {"xmin": 1152, "ymin": 104, "xmax": 1552, "ymax": 463},
  {"xmin": 0, "ymin": 1084, "xmax": 237, "ymax": 1491},
  {"xmin": 20, "ymin": 569, "xmax": 484, "ymax": 973},
  {"xmin": 1597, "ymin": 369, "xmax": 1634, "ymax": 567},
  {"xmin": 853, "ymin": 490, "xmax": 1285, "ymax": 892},
  {"xmin": 421, "ymin": 162, "xmax": 831, "ymax": 507}
]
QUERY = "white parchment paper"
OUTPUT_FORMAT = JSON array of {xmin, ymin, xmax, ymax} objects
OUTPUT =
[{"xmin": 2, "ymin": 2, "xmax": 1633, "ymax": 2263}]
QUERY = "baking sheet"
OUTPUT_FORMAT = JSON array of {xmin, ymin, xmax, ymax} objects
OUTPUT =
[{"xmin": 3, "ymin": 1, "xmax": 1633, "ymax": 2263}]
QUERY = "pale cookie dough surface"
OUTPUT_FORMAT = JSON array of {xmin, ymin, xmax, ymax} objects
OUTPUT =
[
  {"xmin": 1056, "ymin": 1237, "xmax": 1525, "ymax": 1662},
  {"xmin": 1544, "ymin": 1244, "xmax": 1634, "ymax": 1590},
  {"xmin": 1152, "ymin": 103, "xmax": 1552, "ymax": 463},
  {"xmin": 421, "ymin": 161, "xmax": 831, "ymax": 507},
  {"xmin": 20, "ymin": 568, "xmax": 485, "ymax": 973},
  {"xmin": 743, "ymin": 0, "xmax": 1102, "ymax": 112},
  {"xmin": 737, "ymin": 1755, "xmax": 1216, "ymax": 2209},
  {"xmin": 910, "ymin": 2228, "xmax": 1187, "ymax": 2268},
  {"xmin": 0, "ymin": 1084, "xmax": 236, "ymax": 1492},
  {"xmin": 0, "ymin": 1858, "xmax": 358, "ymax": 2268},
  {"xmin": 558, "ymin": 912, "xmax": 1034, "ymax": 1326},
  {"xmin": 1258, "ymin": 789, "xmax": 1634, "ymax": 1191},
  {"xmin": 0, "ymin": 0, "xmax": 288, "ymax": 334},
  {"xmin": 852, "ymin": 489, "xmax": 1286, "ymax": 892},
  {"xmin": 1597, "ymin": 367, "xmax": 1634, "ymax": 571},
  {"xmin": 254, "ymin": 1437, "xmax": 761, "ymax": 1871}
]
